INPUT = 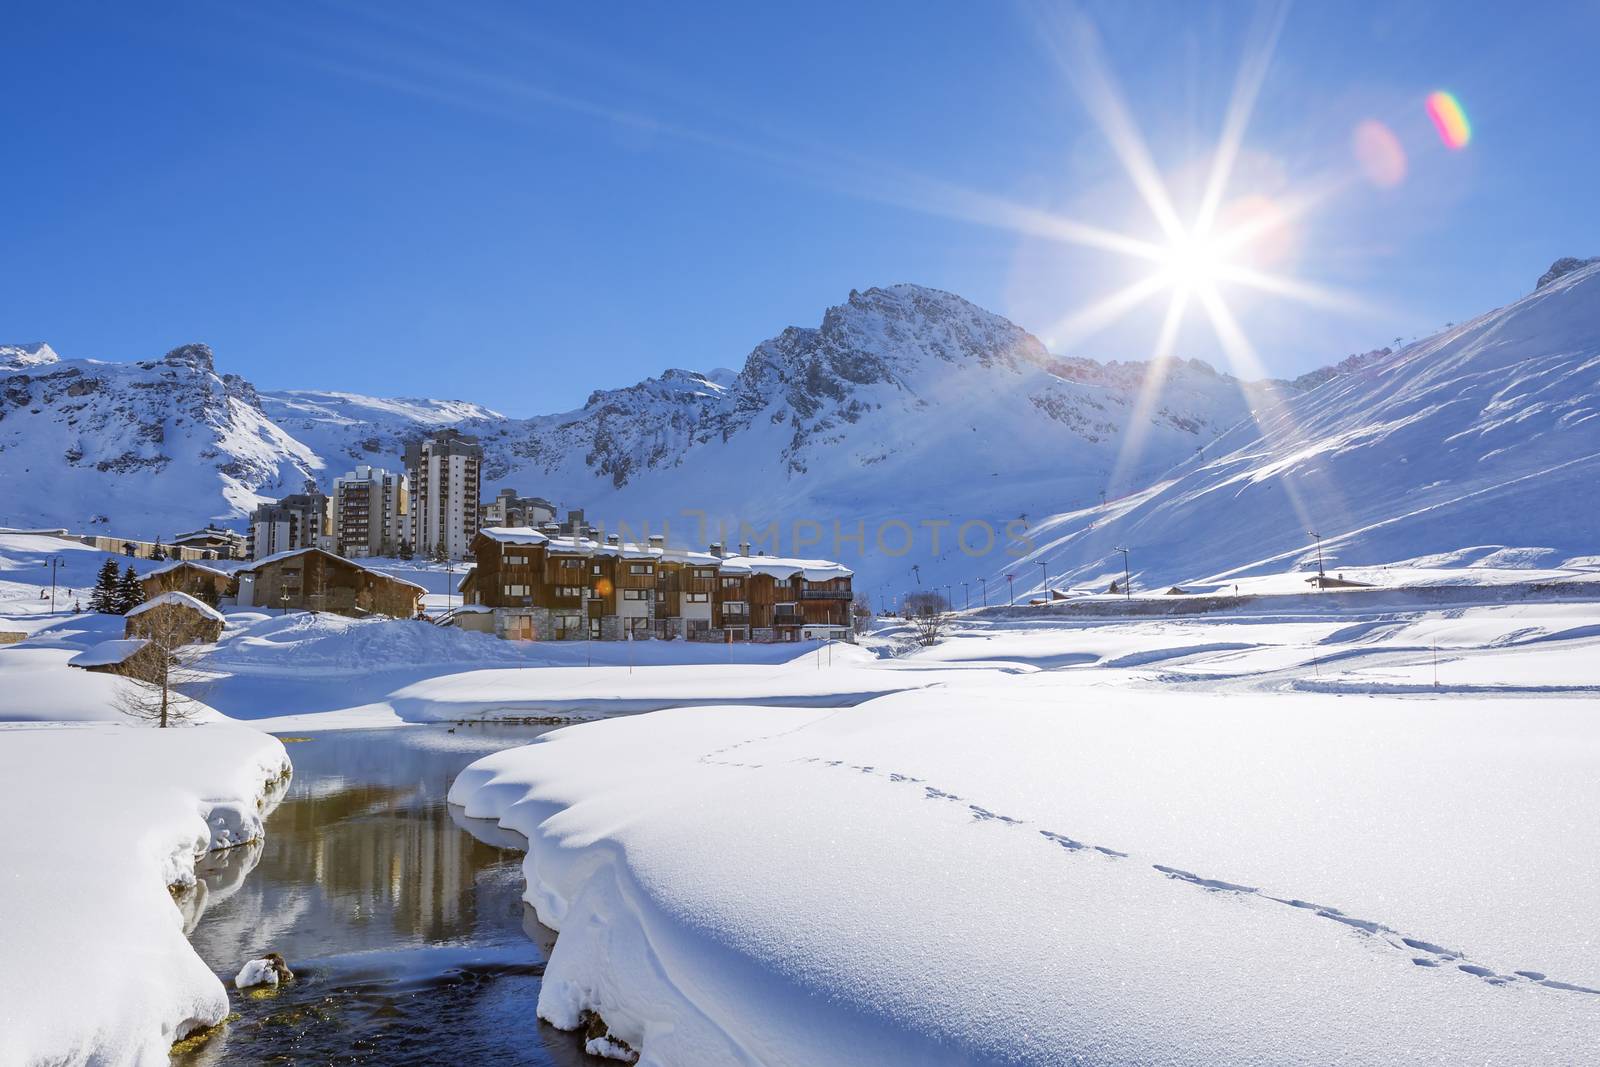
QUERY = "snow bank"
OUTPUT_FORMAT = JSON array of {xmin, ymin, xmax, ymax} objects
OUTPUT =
[
  {"xmin": 451, "ymin": 681, "xmax": 1600, "ymax": 1065},
  {"xmin": 0, "ymin": 722, "xmax": 289, "ymax": 1066}
]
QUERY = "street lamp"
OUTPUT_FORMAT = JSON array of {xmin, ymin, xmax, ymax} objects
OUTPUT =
[
  {"xmin": 446, "ymin": 558, "xmax": 456, "ymax": 613},
  {"xmin": 979, "ymin": 577, "xmax": 988, "ymax": 606},
  {"xmin": 42, "ymin": 556, "xmax": 65, "ymax": 614},
  {"xmin": 1308, "ymin": 531, "xmax": 1325, "ymax": 584},
  {"xmin": 1006, "ymin": 573, "xmax": 1014, "ymax": 606},
  {"xmin": 279, "ymin": 589, "xmax": 290, "ymax": 616},
  {"xmin": 1037, "ymin": 559, "xmax": 1048, "ymax": 601},
  {"xmin": 962, "ymin": 581, "xmax": 969, "ymax": 610},
  {"xmin": 1113, "ymin": 546, "xmax": 1132, "ymax": 600},
  {"xmin": 944, "ymin": 584, "xmax": 952, "ymax": 612}
]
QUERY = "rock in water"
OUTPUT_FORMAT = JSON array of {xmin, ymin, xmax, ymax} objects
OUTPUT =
[{"xmin": 233, "ymin": 952, "xmax": 293, "ymax": 989}]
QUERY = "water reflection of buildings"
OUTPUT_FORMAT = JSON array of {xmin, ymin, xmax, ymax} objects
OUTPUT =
[{"xmin": 184, "ymin": 731, "xmax": 539, "ymax": 972}]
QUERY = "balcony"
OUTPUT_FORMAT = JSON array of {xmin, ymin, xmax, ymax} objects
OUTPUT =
[{"xmin": 800, "ymin": 589, "xmax": 851, "ymax": 600}]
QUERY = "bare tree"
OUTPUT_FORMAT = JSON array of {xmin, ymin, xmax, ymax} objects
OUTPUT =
[
  {"xmin": 903, "ymin": 591, "xmax": 949, "ymax": 646},
  {"xmin": 116, "ymin": 603, "xmax": 209, "ymax": 728},
  {"xmin": 851, "ymin": 594, "xmax": 873, "ymax": 635}
]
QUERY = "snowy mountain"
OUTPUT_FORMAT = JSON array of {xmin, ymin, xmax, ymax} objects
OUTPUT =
[
  {"xmin": 0, "ymin": 343, "xmax": 320, "ymax": 534},
  {"xmin": 1, "ymin": 285, "xmax": 1270, "ymax": 558},
  {"xmin": 1009, "ymin": 259, "xmax": 1600, "ymax": 595}
]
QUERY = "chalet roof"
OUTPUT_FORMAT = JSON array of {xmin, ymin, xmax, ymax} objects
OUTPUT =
[
  {"xmin": 68, "ymin": 638, "xmax": 150, "ymax": 668},
  {"xmin": 718, "ymin": 555, "xmax": 854, "ymax": 581},
  {"xmin": 127, "ymin": 590, "xmax": 226, "ymax": 623},
  {"xmin": 238, "ymin": 547, "xmax": 427, "ymax": 593},
  {"xmin": 476, "ymin": 528, "xmax": 849, "ymax": 575},
  {"xmin": 141, "ymin": 559, "xmax": 233, "ymax": 580},
  {"xmin": 478, "ymin": 526, "xmax": 550, "ymax": 545},
  {"xmin": 658, "ymin": 548, "xmax": 723, "ymax": 566}
]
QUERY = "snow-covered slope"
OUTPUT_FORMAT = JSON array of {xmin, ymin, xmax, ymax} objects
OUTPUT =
[
  {"xmin": 1013, "ymin": 261, "xmax": 1600, "ymax": 594},
  {"xmin": 0, "ymin": 344, "xmax": 320, "ymax": 533},
  {"xmin": 1, "ymin": 286, "xmax": 1270, "ymax": 557}
]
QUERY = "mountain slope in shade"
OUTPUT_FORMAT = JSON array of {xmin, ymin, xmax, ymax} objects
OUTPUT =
[{"xmin": 1002, "ymin": 261, "xmax": 1600, "ymax": 595}]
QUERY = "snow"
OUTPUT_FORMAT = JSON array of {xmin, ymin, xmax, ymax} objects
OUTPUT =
[
  {"xmin": 451, "ymin": 599, "xmax": 1600, "ymax": 1065},
  {"xmin": 477, "ymin": 526, "xmax": 551, "ymax": 545},
  {"xmin": 67, "ymin": 637, "xmax": 151, "ymax": 667},
  {"xmin": 233, "ymin": 957, "xmax": 286, "ymax": 990},
  {"xmin": 0, "ymin": 722, "xmax": 289, "ymax": 1067},
  {"xmin": 718, "ymin": 554, "xmax": 854, "ymax": 581},
  {"xmin": 126, "ymin": 590, "xmax": 225, "ymax": 623}
]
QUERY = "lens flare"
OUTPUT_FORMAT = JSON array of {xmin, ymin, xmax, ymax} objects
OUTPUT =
[
  {"xmin": 1426, "ymin": 91, "xmax": 1471, "ymax": 150},
  {"xmin": 1353, "ymin": 119, "xmax": 1407, "ymax": 187}
]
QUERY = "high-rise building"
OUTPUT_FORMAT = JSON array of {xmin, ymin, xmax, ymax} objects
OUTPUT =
[
  {"xmin": 404, "ymin": 429, "xmax": 482, "ymax": 560},
  {"xmin": 248, "ymin": 482, "xmax": 329, "ymax": 559},
  {"xmin": 332, "ymin": 464, "xmax": 407, "ymax": 558},
  {"xmin": 481, "ymin": 488, "xmax": 556, "ymax": 530}
]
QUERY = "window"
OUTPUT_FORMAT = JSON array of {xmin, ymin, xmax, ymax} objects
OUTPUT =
[
  {"xmin": 592, "ymin": 563, "xmax": 602, "ymax": 574},
  {"xmin": 505, "ymin": 552, "xmax": 529, "ymax": 565},
  {"xmin": 504, "ymin": 584, "xmax": 529, "ymax": 596},
  {"xmin": 623, "ymin": 588, "xmax": 649, "ymax": 601},
  {"xmin": 556, "ymin": 585, "xmax": 582, "ymax": 598},
  {"xmin": 554, "ymin": 613, "xmax": 582, "ymax": 638},
  {"xmin": 628, "ymin": 563, "xmax": 653, "ymax": 575},
  {"xmin": 721, "ymin": 577, "xmax": 742, "ymax": 588},
  {"xmin": 687, "ymin": 592, "xmax": 709, "ymax": 604},
  {"xmin": 558, "ymin": 558, "xmax": 582, "ymax": 570},
  {"xmin": 694, "ymin": 568, "xmax": 716, "ymax": 580},
  {"xmin": 723, "ymin": 601, "xmax": 748, "ymax": 616}
]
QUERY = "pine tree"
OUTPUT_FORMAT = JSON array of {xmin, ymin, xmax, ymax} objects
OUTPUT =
[
  {"xmin": 89, "ymin": 559, "xmax": 121, "ymax": 613},
  {"xmin": 115, "ymin": 565, "xmax": 146, "ymax": 615}
]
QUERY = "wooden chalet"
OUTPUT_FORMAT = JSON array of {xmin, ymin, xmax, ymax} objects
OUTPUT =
[
  {"xmin": 463, "ymin": 528, "xmax": 852, "ymax": 643},
  {"xmin": 124, "ymin": 591, "xmax": 226, "ymax": 645},
  {"xmin": 236, "ymin": 548, "xmax": 423, "ymax": 618},
  {"xmin": 138, "ymin": 560, "xmax": 235, "ymax": 604}
]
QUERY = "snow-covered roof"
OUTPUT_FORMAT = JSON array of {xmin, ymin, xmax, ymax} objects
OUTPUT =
[
  {"xmin": 68, "ymin": 639, "xmax": 150, "ymax": 668},
  {"xmin": 478, "ymin": 530, "xmax": 848, "ymax": 574},
  {"xmin": 450, "ymin": 604, "xmax": 494, "ymax": 613},
  {"xmin": 141, "ymin": 559, "xmax": 232, "ymax": 580},
  {"xmin": 659, "ymin": 548, "xmax": 723, "ymax": 566},
  {"xmin": 238, "ymin": 547, "xmax": 427, "ymax": 592},
  {"xmin": 478, "ymin": 526, "xmax": 550, "ymax": 545},
  {"xmin": 126, "ymin": 590, "xmax": 226, "ymax": 623},
  {"xmin": 718, "ymin": 555, "xmax": 854, "ymax": 581}
]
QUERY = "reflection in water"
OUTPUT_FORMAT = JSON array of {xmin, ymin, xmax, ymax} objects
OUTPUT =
[{"xmin": 178, "ymin": 726, "xmax": 599, "ymax": 1066}]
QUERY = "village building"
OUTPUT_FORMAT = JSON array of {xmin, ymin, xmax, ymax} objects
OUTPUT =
[
  {"xmin": 459, "ymin": 527, "xmax": 853, "ymax": 643},
  {"xmin": 236, "ymin": 548, "xmax": 424, "ymax": 618},
  {"xmin": 405, "ymin": 429, "xmax": 482, "ymax": 560},
  {"xmin": 68, "ymin": 638, "xmax": 162, "ymax": 677},
  {"xmin": 249, "ymin": 485, "xmax": 330, "ymax": 559},
  {"xmin": 481, "ymin": 488, "xmax": 556, "ymax": 530},
  {"xmin": 124, "ymin": 591, "xmax": 226, "ymax": 645},
  {"xmin": 138, "ymin": 559, "xmax": 235, "ymax": 604},
  {"xmin": 171, "ymin": 526, "xmax": 248, "ymax": 559},
  {"xmin": 332, "ymin": 464, "xmax": 408, "ymax": 558}
]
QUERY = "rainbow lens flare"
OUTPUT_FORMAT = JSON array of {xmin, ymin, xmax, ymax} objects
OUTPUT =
[{"xmin": 1426, "ymin": 91, "xmax": 1471, "ymax": 150}]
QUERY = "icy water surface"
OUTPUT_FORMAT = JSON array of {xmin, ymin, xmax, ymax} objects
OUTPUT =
[{"xmin": 177, "ymin": 725, "xmax": 601, "ymax": 1066}]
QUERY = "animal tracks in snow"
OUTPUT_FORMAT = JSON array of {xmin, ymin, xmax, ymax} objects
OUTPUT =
[{"xmin": 793, "ymin": 756, "xmax": 1600, "ymax": 1000}]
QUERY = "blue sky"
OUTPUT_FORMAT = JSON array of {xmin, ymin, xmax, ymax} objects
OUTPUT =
[{"xmin": 4, "ymin": 1, "xmax": 1596, "ymax": 413}]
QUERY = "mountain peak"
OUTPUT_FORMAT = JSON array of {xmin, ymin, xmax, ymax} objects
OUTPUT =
[
  {"xmin": 161, "ymin": 343, "xmax": 215, "ymax": 373},
  {"xmin": 1536, "ymin": 256, "xmax": 1600, "ymax": 290},
  {"xmin": 0, "ymin": 342, "xmax": 59, "ymax": 369}
]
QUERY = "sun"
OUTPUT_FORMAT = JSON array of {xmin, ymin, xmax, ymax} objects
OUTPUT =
[{"xmin": 1158, "ymin": 229, "xmax": 1230, "ymax": 294}]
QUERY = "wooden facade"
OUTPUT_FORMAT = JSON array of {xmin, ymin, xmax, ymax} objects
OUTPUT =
[
  {"xmin": 464, "ymin": 529, "xmax": 852, "ymax": 642},
  {"xmin": 139, "ymin": 561, "xmax": 234, "ymax": 604},
  {"xmin": 238, "ymin": 549, "xmax": 422, "ymax": 618}
]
